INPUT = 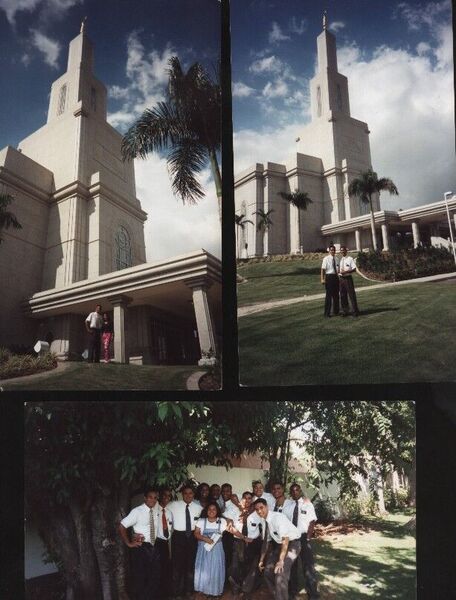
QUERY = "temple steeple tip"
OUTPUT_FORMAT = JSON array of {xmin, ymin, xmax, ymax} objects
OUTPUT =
[
  {"xmin": 80, "ymin": 16, "xmax": 87, "ymax": 34},
  {"xmin": 323, "ymin": 11, "xmax": 327, "ymax": 31}
]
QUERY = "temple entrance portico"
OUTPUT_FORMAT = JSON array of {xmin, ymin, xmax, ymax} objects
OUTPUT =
[{"xmin": 24, "ymin": 250, "xmax": 221, "ymax": 366}]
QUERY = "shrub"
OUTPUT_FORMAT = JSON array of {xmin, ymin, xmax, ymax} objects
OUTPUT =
[
  {"xmin": 340, "ymin": 494, "xmax": 379, "ymax": 520},
  {"xmin": 384, "ymin": 487, "xmax": 409, "ymax": 511},
  {"xmin": 357, "ymin": 246, "xmax": 454, "ymax": 281},
  {"xmin": 0, "ymin": 351, "xmax": 57, "ymax": 380},
  {"xmin": 314, "ymin": 498, "xmax": 337, "ymax": 524},
  {"xmin": 0, "ymin": 347, "xmax": 12, "ymax": 364}
]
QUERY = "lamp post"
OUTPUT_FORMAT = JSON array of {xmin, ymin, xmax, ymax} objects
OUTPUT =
[{"xmin": 444, "ymin": 191, "xmax": 456, "ymax": 266}]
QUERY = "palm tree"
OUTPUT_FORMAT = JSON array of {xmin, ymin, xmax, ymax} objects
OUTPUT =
[
  {"xmin": 0, "ymin": 193, "xmax": 22, "ymax": 244},
  {"xmin": 279, "ymin": 190, "xmax": 313, "ymax": 254},
  {"xmin": 121, "ymin": 57, "xmax": 221, "ymax": 214},
  {"xmin": 235, "ymin": 214, "xmax": 253, "ymax": 258},
  {"xmin": 253, "ymin": 208, "xmax": 274, "ymax": 256},
  {"xmin": 348, "ymin": 169, "xmax": 399, "ymax": 251}
]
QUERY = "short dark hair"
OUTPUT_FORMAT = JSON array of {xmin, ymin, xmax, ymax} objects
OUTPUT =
[
  {"xmin": 200, "ymin": 502, "xmax": 222, "ymax": 519},
  {"xmin": 159, "ymin": 486, "xmax": 172, "ymax": 496},
  {"xmin": 195, "ymin": 482, "xmax": 210, "ymax": 500},
  {"xmin": 254, "ymin": 498, "xmax": 267, "ymax": 507},
  {"xmin": 289, "ymin": 482, "xmax": 301, "ymax": 492},
  {"xmin": 271, "ymin": 481, "xmax": 284, "ymax": 488},
  {"xmin": 221, "ymin": 483, "xmax": 232, "ymax": 489},
  {"xmin": 181, "ymin": 483, "xmax": 194, "ymax": 494},
  {"xmin": 252, "ymin": 480, "xmax": 262, "ymax": 487},
  {"xmin": 329, "ymin": 245, "xmax": 336, "ymax": 251},
  {"xmin": 242, "ymin": 491, "xmax": 254, "ymax": 498},
  {"xmin": 210, "ymin": 483, "xmax": 220, "ymax": 491},
  {"xmin": 144, "ymin": 485, "xmax": 159, "ymax": 496},
  {"xmin": 340, "ymin": 245, "xmax": 347, "ymax": 250}
]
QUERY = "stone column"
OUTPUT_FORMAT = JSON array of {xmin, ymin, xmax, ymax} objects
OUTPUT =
[
  {"xmin": 411, "ymin": 222, "xmax": 420, "ymax": 248},
  {"xmin": 187, "ymin": 278, "xmax": 217, "ymax": 365},
  {"xmin": 355, "ymin": 229, "xmax": 361, "ymax": 252},
  {"xmin": 381, "ymin": 223, "xmax": 390, "ymax": 251},
  {"xmin": 453, "ymin": 213, "xmax": 456, "ymax": 232},
  {"xmin": 108, "ymin": 295, "xmax": 132, "ymax": 363}
]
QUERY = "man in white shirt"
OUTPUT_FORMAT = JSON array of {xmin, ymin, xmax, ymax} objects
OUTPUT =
[
  {"xmin": 220, "ymin": 483, "xmax": 239, "ymax": 581},
  {"xmin": 167, "ymin": 484, "xmax": 201, "ymax": 599},
  {"xmin": 283, "ymin": 483, "xmax": 320, "ymax": 600},
  {"xmin": 339, "ymin": 246, "xmax": 360, "ymax": 317},
  {"xmin": 227, "ymin": 491, "xmax": 263, "ymax": 597},
  {"xmin": 85, "ymin": 304, "xmax": 103, "ymax": 363},
  {"xmin": 252, "ymin": 480, "xmax": 275, "ymax": 510},
  {"xmin": 321, "ymin": 245, "xmax": 340, "ymax": 317},
  {"xmin": 157, "ymin": 487, "xmax": 174, "ymax": 599},
  {"xmin": 254, "ymin": 498, "xmax": 301, "ymax": 600},
  {"xmin": 271, "ymin": 481, "xmax": 287, "ymax": 513},
  {"xmin": 118, "ymin": 486, "xmax": 162, "ymax": 600}
]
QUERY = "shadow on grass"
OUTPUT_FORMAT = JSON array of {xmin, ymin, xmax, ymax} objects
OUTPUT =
[
  {"xmin": 358, "ymin": 307, "xmax": 400, "ymax": 316},
  {"xmin": 314, "ymin": 538, "xmax": 415, "ymax": 599}
]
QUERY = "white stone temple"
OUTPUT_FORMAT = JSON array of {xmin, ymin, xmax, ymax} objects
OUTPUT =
[
  {"xmin": 0, "ymin": 25, "xmax": 221, "ymax": 365},
  {"xmin": 234, "ymin": 17, "xmax": 456, "ymax": 257}
]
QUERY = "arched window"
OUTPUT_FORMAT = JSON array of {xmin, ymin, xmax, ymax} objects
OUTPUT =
[
  {"xmin": 57, "ymin": 84, "xmax": 67, "ymax": 115},
  {"xmin": 115, "ymin": 226, "xmax": 132, "ymax": 270}
]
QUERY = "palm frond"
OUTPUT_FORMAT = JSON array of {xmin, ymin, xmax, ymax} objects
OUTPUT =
[
  {"xmin": 377, "ymin": 178, "xmax": 399, "ymax": 195},
  {"xmin": 279, "ymin": 190, "xmax": 313, "ymax": 210},
  {"xmin": 167, "ymin": 137, "xmax": 207, "ymax": 204}
]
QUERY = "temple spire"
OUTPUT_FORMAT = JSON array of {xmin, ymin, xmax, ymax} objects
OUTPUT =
[
  {"xmin": 323, "ymin": 11, "xmax": 327, "ymax": 31},
  {"xmin": 80, "ymin": 16, "xmax": 87, "ymax": 34}
]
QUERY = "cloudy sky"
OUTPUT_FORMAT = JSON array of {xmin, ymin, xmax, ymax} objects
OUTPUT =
[
  {"xmin": 0, "ymin": 0, "xmax": 220, "ymax": 261},
  {"xmin": 231, "ymin": 0, "xmax": 455, "ymax": 211}
]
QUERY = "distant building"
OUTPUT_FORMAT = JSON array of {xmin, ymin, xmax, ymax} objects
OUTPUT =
[
  {"xmin": 0, "ymin": 25, "xmax": 220, "ymax": 365},
  {"xmin": 234, "ymin": 17, "xmax": 456, "ymax": 257}
]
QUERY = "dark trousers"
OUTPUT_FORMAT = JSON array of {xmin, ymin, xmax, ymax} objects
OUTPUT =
[
  {"xmin": 171, "ymin": 531, "xmax": 197, "ymax": 597},
  {"xmin": 289, "ymin": 533, "xmax": 320, "ymax": 599},
  {"xmin": 264, "ymin": 540, "xmax": 301, "ymax": 600},
  {"xmin": 156, "ymin": 538, "xmax": 172, "ymax": 599},
  {"xmin": 131, "ymin": 542, "xmax": 161, "ymax": 600},
  {"xmin": 223, "ymin": 530, "xmax": 234, "ymax": 580},
  {"xmin": 88, "ymin": 328, "xmax": 101, "ymax": 362},
  {"xmin": 229, "ymin": 537, "xmax": 262, "ymax": 594},
  {"xmin": 324, "ymin": 274, "xmax": 340, "ymax": 316},
  {"xmin": 340, "ymin": 275, "xmax": 359, "ymax": 315}
]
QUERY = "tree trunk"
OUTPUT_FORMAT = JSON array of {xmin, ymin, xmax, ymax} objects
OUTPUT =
[
  {"xmin": 91, "ymin": 491, "xmax": 121, "ymax": 600},
  {"xmin": 114, "ymin": 483, "xmax": 131, "ymax": 600},
  {"xmin": 69, "ymin": 497, "xmax": 101, "ymax": 598},
  {"xmin": 407, "ymin": 453, "xmax": 416, "ymax": 508},
  {"xmin": 208, "ymin": 147, "xmax": 222, "ymax": 221},
  {"xmin": 369, "ymin": 196, "xmax": 378, "ymax": 250}
]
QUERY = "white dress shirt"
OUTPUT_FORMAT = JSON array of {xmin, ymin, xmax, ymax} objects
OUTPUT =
[
  {"xmin": 264, "ymin": 511, "xmax": 301, "ymax": 544},
  {"xmin": 228, "ymin": 506, "xmax": 262, "ymax": 539},
  {"xmin": 157, "ymin": 505, "xmax": 174, "ymax": 539},
  {"xmin": 195, "ymin": 517, "xmax": 227, "ymax": 533},
  {"xmin": 321, "ymin": 255, "xmax": 340, "ymax": 274},
  {"xmin": 253, "ymin": 492, "xmax": 275, "ymax": 510},
  {"xmin": 120, "ymin": 503, "xmax": 165, "ymax": 543},
  {"xmin": 167, "ymin": 500, "xmax": 201, "ymax": 531},
  {"xmin": 222, "ymin": 499, "xmax": 239, "ymax": 521},
  {"xmin": 282, "ymin": 498, "xmax": 317, "ymax": 534},
  {"xmin": 86, "ymin": 311, "xmax": 103, "ymax": 329},
  {"xmin": 339, "ymin": 255, "xmax": 356, "ymax": 274}
]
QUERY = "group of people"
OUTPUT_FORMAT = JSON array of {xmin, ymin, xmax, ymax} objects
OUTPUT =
[
  {"xmin": 119, "ymin": 480, "xmax": 320, "ymax": 600},
  {"xmin": 321, "ymin": 245, "xmax": 360, "ymax": 318},
  {"xmin": 85, "ymin": 304, "xmax": 114, "ymax": 363}
]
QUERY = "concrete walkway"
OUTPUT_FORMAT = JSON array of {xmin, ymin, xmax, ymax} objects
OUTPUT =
[
  {"xmin": 238, "ymin": 271, "xmax": 456, "ymax": 318},
  {"xmin": 0, "ymin": 360, "xmax": 72, "ymax": 389}
]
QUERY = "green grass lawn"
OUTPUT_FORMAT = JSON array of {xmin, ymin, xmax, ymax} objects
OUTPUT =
[
  {"xmin": 237, "ymin": 257, "xmax": 375, "ymax": 307},
  {"xmin": 239, "ymin": 281, "xmax": 456, "ymax": 385},
  {"xmin": 312, "ymin": 512, "xmax": 416, "ymax": 599},
  {"xmin": 2, "ymin": 362, "xmax": 200, "ymax": 390}
]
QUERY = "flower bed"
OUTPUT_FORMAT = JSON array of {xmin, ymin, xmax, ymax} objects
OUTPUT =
[{"xmin": 0, "ymin": 348, "xmax": 57, "ymax": 380}]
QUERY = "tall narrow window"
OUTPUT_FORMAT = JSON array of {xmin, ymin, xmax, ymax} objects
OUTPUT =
[
  {"xmin": 337, "ymin": 84, "xmax": 343, "ymax": 110},
  {"xmin": 57, "ymin": 84, "xmax": 67, "ymax": 115},
  {"xmin": 91, "ymin": 86, "xmax": 97, "ymax": 112},
  {"xmin": 115, "ymin": 226, "xmax": 132, "ymax": 270},
  {"xmin": 317, "ymin": 86, "xmax": 322, "ymax": 117}
]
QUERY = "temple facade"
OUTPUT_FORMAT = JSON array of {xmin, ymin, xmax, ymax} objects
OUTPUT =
[
  {"xmin": 234, "ymin": 18, "xmax": 456, "ymax": 257},
  {"xmin": 0, "ymin": 25, "xmax": 221, "ymax": 365}
]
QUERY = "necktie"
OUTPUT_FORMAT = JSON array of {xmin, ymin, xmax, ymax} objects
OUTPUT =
[
  {"xmin": 274, "ymin": 503, "xmax": 279, "ymax": 512},
  {"xmin": 162, "ymin": 508, "xmax": 169, "ymax": 539},
  {"xmin": 242, "ymin": 513, "xmax": 248, "ymax": 538},
  {"xmin": 332, "ymin": 256, "xmax": 337, "ymax": 274},
  {"xmin": 261, "ymin": 521, "xmax": 269, "ymax": 556},
  {"xmin": 150, "ymin": 508, "xmax": 156, "ymax": 545},
  {"xmin": 292, "ymin": 500, "xmax": 299, "ymax": 527},
  {"xmin": 185, "ymin": 504, "xmax": 191, "ymax": 537}
]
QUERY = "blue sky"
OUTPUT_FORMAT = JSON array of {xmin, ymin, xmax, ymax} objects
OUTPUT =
[
  {"xmin": 0, "ymin": 0, "xmax": 220, "ymax": 260},
  {"xmin": 231, "ymin": 0, "xmax": 456, "ymax": 210}
]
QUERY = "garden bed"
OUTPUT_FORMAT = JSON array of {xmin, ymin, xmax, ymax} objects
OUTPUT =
[{"xmin": 0, "ymin": 348, "xmax": 57, "ymax": 380}]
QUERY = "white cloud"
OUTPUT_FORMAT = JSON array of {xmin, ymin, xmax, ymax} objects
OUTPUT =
[
  {"xmin": 21, "ymin": 53, "xmax": 31, "ymax": 66},
  {"xmin": 135, "ymin": 155, "xmax": 220, "ymax": 261},
  {"xmin": 394, "ymin": 0, "xmax": 451, "ymax": 31},
  {"xmin": 234, "ymin": 16, "xmax": 456, "ymax": 212},
  {"xmin": 249, "ymin": 55, "xmax": 283, "ymax": 74},
  {"xmin": 232, "ymin": 81, "xmax": 256, "ymax": 98},
  {"xmin": 268, "ymin": 22, "xmax": 290, "ymax": 44},
  {"xmin": 262, "ymin": 78, "xmax": 288, "ymax": 98},
  {"xmin": 0, "ymin": 0, "xmax": 81, "ymax": 25},
  {"xmin": 289, "ymin": 16, "xmax": 306, "ymax": 35},
  {"xmin": 330, "ymin": 21, "xmax": 345, "ymax": 33},
  {"xmin": 30, "ymin": 29, "xmax": 60, "ymax": 68}
]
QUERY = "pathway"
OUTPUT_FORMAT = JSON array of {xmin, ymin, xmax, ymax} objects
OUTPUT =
[{"xmin": 238, "ymin": 271, "xmax": 456, "ymax": 318}]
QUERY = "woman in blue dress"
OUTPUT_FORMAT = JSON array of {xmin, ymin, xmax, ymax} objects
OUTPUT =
[{"xmin": 194, "ymin": 502, "xmax": 228, "ymax": 597}]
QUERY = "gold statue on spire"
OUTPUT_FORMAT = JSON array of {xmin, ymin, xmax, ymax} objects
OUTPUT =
[
  {"xmin": 323, "ymin": 10, "xmax": 327, "ymax": 30},
  {"xmin": 80, "ymin": 16, "xmax": 87, "ymax": 34}
]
